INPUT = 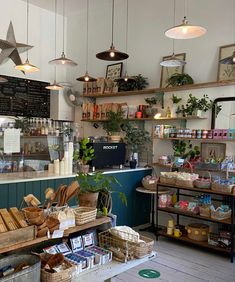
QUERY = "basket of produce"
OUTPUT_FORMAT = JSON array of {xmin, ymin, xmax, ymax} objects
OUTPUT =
[
  {"xmin": 175, "ymin": 172, "xmax": 199, "ymax": 188},
  {"xmin": 142, "ymin": 175, "xmax": 158, "ymax": 191},
  {"xmin": 193, "ymin": 171, "xmax": 211, "ymax": 189},
  {"xmin": 74, "ymin": 206, "xmax": 97, "ymax": 225},
  {"xmin": 186, "ymin": 223, "xmax": 209, "ymax": 241},
  {"xmin": 210, "ymin": 205, "xmax": 231, "ymax": 221},
  {"xmin": 159, "ymin": 172, "xmax": 177, "ymax": 185}
]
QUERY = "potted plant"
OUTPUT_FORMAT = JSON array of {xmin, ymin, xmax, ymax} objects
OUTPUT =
[
  {"xmin": 123, "ymin": 122, "xmax": 151, "ymax": 168},
  {"xmin": 144, "ymin": 92, "xmax": 164, "ymax": 117},
  {"xmin": 74, "ymin": 138, "xmax": 95, "ymax": 173},
  {"xmin": 102, "ymin": 110, "xmax": 124, "ymax": 142},
  {"xmin": 171, "ymin": 94, "xmax": 182, "ymax": 117},
  {"xmin": 76, "ymin": 171, "xmax": 127, "ymax": 208},
  {"xmin": 116, "ymin": 74, "xmax": 148, "ymax": 92},
  {"xmin": 166, "ymin": 73, "xmax": 194, "ymax": 87},
  {"xmin": 185, "ymin": 94, "xmax": 213, "ymax": 117}
]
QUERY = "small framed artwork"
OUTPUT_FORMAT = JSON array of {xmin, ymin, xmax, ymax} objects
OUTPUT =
[
  {"xmin": 160, "ymin": 53, "xmax": 186, "ymax": 88},
  {"xmin": 217, "ymin": 43, "xmax": 235, "ymax": 81},
  {"xmin": 106, "ymin": 62, "xmax": 123, "ymax": 80},
  {"xmin": 201, "ymin": 142, "xmax": 226, "ymax": 162}
]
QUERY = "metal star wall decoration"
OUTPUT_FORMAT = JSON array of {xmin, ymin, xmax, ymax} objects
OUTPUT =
[{"xmin": 0, "ymin": 21, "xmax": 33, "ymax": 69}]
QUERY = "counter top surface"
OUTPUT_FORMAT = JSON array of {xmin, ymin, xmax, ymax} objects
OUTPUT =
[{"xmin": 0, "ymin": 167, "xmax": 152, "ymax": 184}]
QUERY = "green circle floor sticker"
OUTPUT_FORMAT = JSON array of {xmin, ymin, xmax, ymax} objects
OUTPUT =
[{"xmin": 138, "ymin": 269, "xmax": 160, "ymax": 279}]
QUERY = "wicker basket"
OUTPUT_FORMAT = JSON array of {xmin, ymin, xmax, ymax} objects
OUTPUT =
[
  {"xmin": 41, "ymin": 260, "xmax": 75, "ymax": 282},
  {"xmin": 74, "ymin": 206, "xmax": 97, "ymax": 225},
  {"xmin": 186, "ymin": 223, "xmax": 209, "ymax": 242},
  {"xmin": 194, "ymin": 172, "xmax": 211, "ymax": 189},
  {"xmin": 211, "ymin": 209, "xmax": 231, "ymax": 221},
  {"xmin": 211, "ymin": 182, "xmax": 235, "ymax": 194},
  {"xmin": 159, "ymin": 176, "xmax": 176, "ymax": 185},
  {"xmin": 199, "ymin": 206, "xmax": 211, "ymax": 217},
  {"xmin": 98, "ymin": 230, "xmax": 154, "ymax": 262},
  {"xmin": 142, "ymin": 178, "xmax": 158, "ymax": 191},
  {"xmin": 175, "ymin": 179, "xmax": 194, "ymax": 188}
]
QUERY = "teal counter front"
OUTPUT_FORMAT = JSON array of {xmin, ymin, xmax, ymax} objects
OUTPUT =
[{"xmin": 0, "ymin": 168, "xmax": 152, "ymax": 227}]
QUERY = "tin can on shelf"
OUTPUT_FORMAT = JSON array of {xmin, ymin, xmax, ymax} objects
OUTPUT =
[
  {"xmin": 196, "ymin": 129, "xmax": 202, "ymax": 139},
  {"xmin": 202, "ymin": 129, "xmax": 208, "ymax": 139}
]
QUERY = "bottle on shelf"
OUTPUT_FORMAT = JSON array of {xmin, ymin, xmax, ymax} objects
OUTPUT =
[
  {"xmin": 41, "ymin": 118, "xmax": 45, "ymax": 135},
  {"xmin": 44, "ymin": 118, "xmax": 49, "ymax": 136}
]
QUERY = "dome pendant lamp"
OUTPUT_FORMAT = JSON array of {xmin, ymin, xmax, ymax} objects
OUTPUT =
[
  {"xmin": 165, "ymin": 0, "xmax": 206, "ymax": 39},
  {"xmin": 15, "ymin": 0, "xmax": 39, "ymax": 73},
  {"xmin": 160, "ymin": 0, "xmax": 186, "ymax": 67},
  {"xmin": 96, "ymin": 0, "xmax": 129, "ymax": 61},
  {"xmin": 116, "ymin": 0, "xmax": 135, "ymax": 83},
  {"xmin": 46, "ymin": 0, "xmax": 63, "ymax": 90},
  {"xmin": 49, "ymin": 0, "xmax": 77, "ymax": 67},
  {"xmin": 77, "ymin": 0, "xmax": 96, "ymax": 82}
]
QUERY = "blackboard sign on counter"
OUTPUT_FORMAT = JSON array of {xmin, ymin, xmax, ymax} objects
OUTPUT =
[{"xmin": 0, "ymin": 75, "xmax": 50, "ymax": 117}]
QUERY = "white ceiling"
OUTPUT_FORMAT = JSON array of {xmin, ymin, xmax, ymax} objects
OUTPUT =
[{"xmin": 21, "ymin": 0, "xmax": 85, "ymax": 15}]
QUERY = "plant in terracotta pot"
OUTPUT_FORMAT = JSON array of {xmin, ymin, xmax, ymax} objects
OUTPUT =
[
  {"xmin": 123, "ymin": 122, "xmax": 151, "ymax": 168},
  {"xmin": 73, "ymin": 138, "xmax": 95, "ymax": 173},
  {"xmin": 76, "ymin": 171, "xmax": 127, "ymax": 208},
  {"xmin": 102, "ymin": 110, "xmax": 124, "ymax": 142}
]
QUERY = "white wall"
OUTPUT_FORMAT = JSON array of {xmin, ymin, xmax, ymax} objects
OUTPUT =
[{"xmin": 0, "ymin": 0, "xmax": 67, "ymax": 83}]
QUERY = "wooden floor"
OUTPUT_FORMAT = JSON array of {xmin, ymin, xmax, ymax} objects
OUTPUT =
[{"xmin": 114, "ymin": 232, "xmax": 235, "ymax": 282}]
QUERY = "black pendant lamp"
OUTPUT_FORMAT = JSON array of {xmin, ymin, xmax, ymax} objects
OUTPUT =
[
  {"xmin": 77, "ymin": 0, "xmax": 96, "ymax": 82},
  {"xmin": 46, "ymin": 0, "xmax": 63, "ymax": 90},
  {"xmin": 49, "ymin": 0, "xmax": 77, "ymax": 67},
  {"xmin": 116, "ymin": 0, "xmax": 134, "ymax": 82},
  {"xmin": 96, "ymin": 0, "xmax": 129, "ymax": 61},
  {"xmin": 0, "ymin": 76, "xmax": 8, "ymax": 83}
]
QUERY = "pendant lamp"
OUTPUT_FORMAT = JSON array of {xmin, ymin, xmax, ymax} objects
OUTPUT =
[
  {"xmin": 49, "ymin": 0, "xmax": 77, "ymax": 67},
  {"xmin": 96, "ymin": 0, "xmax": 129, "ymax": 61},
  {"xmin": 0, "ymin": 76, "xmax": 8, "ymax": 83},
  {"xmin": 77, "ymin": 0, "xmax": 96, "ymax": 82},
  {"xmin": 161, "ymin": 0, "xmax": 186, "ymax": 67},
  {"xmin": 165, "ymin": 0, "xmax": 206, "ymax": 39},
  {"xmin": 116, "ymin": 0, "xmax": 135, "ymax": 83},
  {"xmin": 15, "ymin": 0, "xmax": 39, "ymax": 73},
  {"xmin": 46, "ymin": 0, "xmax": 63, "ymax": 90}
]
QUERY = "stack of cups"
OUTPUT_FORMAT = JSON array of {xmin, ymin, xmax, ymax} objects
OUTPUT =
[{"xmin": 167, "ymin": 219, "xmax": 174, "ymax": 235}]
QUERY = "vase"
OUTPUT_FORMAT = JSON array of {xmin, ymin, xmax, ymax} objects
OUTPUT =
[
  {"xmin": 130, "ymin": 159, "xmax": 137, "ymax": 169},
  {"xmin": 192, "ymin": 109, "xmax": 202, "ymax": 117},
  {"xmin": 145, "ymin": 105, "xmax": 158, "ymax": 117},
  {"xmin": 79, "ymin": 164, "xmax": 90, "ymax": 174},
  {"xmin": 109, "ymin": 134, "xmax": 121, "ymax": 142},
  {"xmin": 171, "ymin": 104, "xmax": 178, "ymax": 118}
]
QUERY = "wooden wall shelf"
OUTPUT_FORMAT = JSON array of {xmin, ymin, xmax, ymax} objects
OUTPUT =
[
  {"xmin": 82, "ymin": 80, "xmax": 235, "ymax": 98},
  {"xmin": 154, "ymin": 137, "xmax": 235, "ymax": 141},
  {"xmin": 81, "ymin": 117, "xmax": 206, "ymax": 122}
]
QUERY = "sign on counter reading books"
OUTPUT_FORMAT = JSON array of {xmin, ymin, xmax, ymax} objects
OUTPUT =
[{"xmin": 3, "ymin": 128, "xmax": 20, "ymax": 153}]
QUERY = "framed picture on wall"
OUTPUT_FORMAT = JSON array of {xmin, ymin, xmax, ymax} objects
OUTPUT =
[
  {"xmin": 106, "ymin": 62, "xmax": 123, "ymax": 93},
  {"xmin": 217, "ymin": 43, "xmax": 235, "ymax": 81},
  {"xmin": 160, "ymin": 53, "xmax": 186, "ymax": 88},
  {"xmin": 106, "ymin": 62, "xmax": 123, "ymax": 80},
  {"xmin": 201, "ymin": 142, "xmax": 226, "ymax": 162}
]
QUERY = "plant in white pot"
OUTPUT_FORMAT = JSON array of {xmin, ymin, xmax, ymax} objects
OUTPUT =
[
  {"xmin": 123, "ymin": 122, "xmax": 151, "ymax": 168},
  {"xmin": 73, "ymin": 138, "xmax": 95, "ymax": 173},
  {"xmin": 170, "ymin": 94, "xmax": 182, "ymax": 117},
  {"xmin": 76, "ymin": 171, "xmax": 127, "ymax": 208},
  {"xmin": 184, "ymin": 94, "xmax": 213, "ymax": 117},
  {"xmin": 102, "ymin": 110, "xmax": 124, "ymax": 142}
]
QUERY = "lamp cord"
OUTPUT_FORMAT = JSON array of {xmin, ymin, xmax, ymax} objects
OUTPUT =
[
  {"xmin": 172, "ymin": 0, "xmax": 176, "ymax": 54},
  {"xmin": 184, "ymin": 0, "xmax": 187, "ymax": 18},
  {"xmin": 86, "ymin": 0, "xmax": 89, "ymax": 72},
  {"xmin": 111, "ymin": 0, "xmax": 114, "ymax": 45},
  {"xmin": 62, "ymin": 0, "xmax": 65, "ymax": 53},
  {"xmin": 54, "ymin": 0, "xmax": 57, "ymax": 82},
  {"xmin": 125, "ymin": 0, "xmax": 129, "ymax": 70},
  {"xmin": 26, "ymin": 0, "xmax": 29, "ymax": 60}
]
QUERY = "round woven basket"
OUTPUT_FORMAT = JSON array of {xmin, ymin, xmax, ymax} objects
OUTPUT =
[{"xmin": 142, "ymin": 178, "xmax": 158, "ymax": 191}]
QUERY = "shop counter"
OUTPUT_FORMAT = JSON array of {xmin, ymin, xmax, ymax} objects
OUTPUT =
[{"xmin": 0, "ymin": 167, "xmax": 152, "ymax": 227}]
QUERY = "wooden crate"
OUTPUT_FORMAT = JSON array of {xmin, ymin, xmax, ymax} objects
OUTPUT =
[{"xmin": 0, "ymin": 225, "xmax": 36, "ymax": 250}]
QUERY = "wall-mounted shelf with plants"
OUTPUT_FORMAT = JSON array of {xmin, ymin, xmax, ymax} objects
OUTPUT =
[{"xmin": 82, "ymin": 79, "xmax": 235, "ymax": 98}]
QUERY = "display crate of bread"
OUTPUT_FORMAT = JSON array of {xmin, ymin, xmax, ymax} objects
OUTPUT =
[{"xmin": 0, "ymin": 208, "xmax": 36, "ymax": 250}]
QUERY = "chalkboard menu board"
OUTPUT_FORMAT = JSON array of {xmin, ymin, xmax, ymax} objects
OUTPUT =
[{"xmin": 0, "ymin": 75, "xmax": 50, "ymax": 117}]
